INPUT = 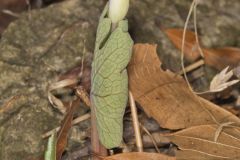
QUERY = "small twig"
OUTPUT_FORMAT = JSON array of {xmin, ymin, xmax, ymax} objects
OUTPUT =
[
  {"xmin": 48, "ymin": 92, "xmax": 66, "ymax": 114},
  {"xmin": 79, "ymin": 44, "xmax": 85, "ymax": 78},
  {"xmin": 181, "ymin": 0, "xmax": 196, "ymax": 93},
  {"xmin": 178, "ymin": 59, "xmax": 204, "ymax": 75},
  {"xmin": 0, "ymin": 95, "xmax": 24, "ymax": 114},
  {"xmin": 75, "ymin": 86, "xmax": 91, "ymax": 107},
  {"xmin": 129, "ymin": 91, "xmax": 143, "ymax": 152},
  {"xmin": 25, "ymin": 0, "xmax": 32, "ymax": 20},
  {"xmin": 142, "ymin": 132, "xmax": 171, "ymax": 148},
  {"xmin": 42, "ymin": 113, "xmax": 91, "ymax": 138},
  {"xmin": 193, "ymin": 1, "xmax": 204, "ymax": 58},
  {"xmin": 72, "ymin": 114, "xmax": 90, "ymax": 126},
  {"xmin": 48, "ymin": 78, "xmax": 78, "ymax": 114},
  {"xmin": 1, "ymin": 9, "xmax": 20, "ymax": 18},
  {"xmin": 140, "ymin": 124, "xmax": 160, "ymax": 153}
]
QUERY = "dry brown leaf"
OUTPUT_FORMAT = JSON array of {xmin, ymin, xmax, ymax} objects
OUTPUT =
[
  {"xmin": 128, "ymin": 44, "xmax": 240, "ymax": 130},
  {"xmin": 204, "ymin": 47, "xmax": 240, "ymax": 70},
  {"xmin": 56, "ymin": 99, "xmax": 79, "ymax": 160},
  {"xmin": 167, "ymin": 125, "xmax": 240, "ymax": 159},
  {"xmin": 165, "ymin": 29, "xmax": 240, "ymax": 70},
  {"xmin": 104, "ymin": 152, "xmax": 176, "ymax": 160},
  {"xmin": 128, "ymin": 44, "xmax": 240, "ymax": 159},
  {"xmin": 176, "ymin": 150, "xmax": 232, "ymax": 160},
  {"xmin": 165, "ymin": 28, "xmax": 201, "ymax": 61}
]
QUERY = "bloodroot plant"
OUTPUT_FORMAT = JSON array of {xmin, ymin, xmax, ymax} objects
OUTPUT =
[{"xmin": 90, "ymin": 0, "xmax": 133, "ymax": 148}]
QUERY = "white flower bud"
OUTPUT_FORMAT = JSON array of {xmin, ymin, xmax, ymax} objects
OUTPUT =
[{"xmin": 108, "ymin": 0, "xmax": 129, "ymax": 24}]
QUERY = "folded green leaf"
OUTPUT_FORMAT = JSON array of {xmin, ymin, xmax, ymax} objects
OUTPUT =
[{"xmin": 91, "ymin": 3, "xmax": 133, "ymax": 148}]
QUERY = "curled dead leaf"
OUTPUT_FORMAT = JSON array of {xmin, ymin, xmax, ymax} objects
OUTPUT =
[
  {"xmin": 165, "ymin": 29, "xmax": 240, "ymax": 70},
  {"xmin": 210, "ymin": 67, "xmax": 239, "ymax": 93}
]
